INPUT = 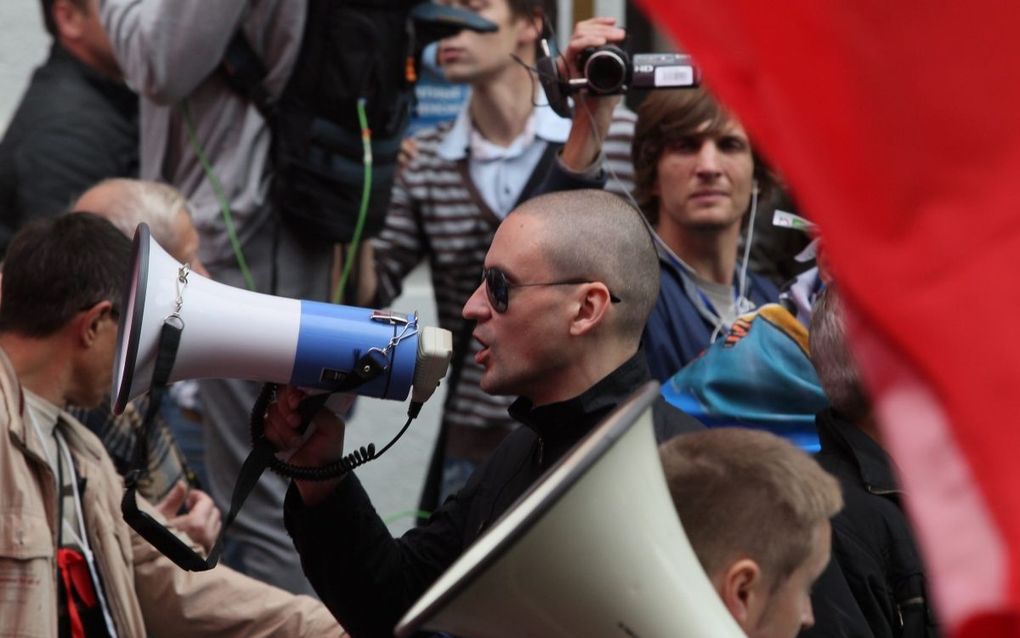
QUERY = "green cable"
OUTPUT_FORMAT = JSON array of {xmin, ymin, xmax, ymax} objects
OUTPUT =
[
  {"xmin": 181, "ymin": 100, "xmax": 256, "ymax": 291},
  {"xmin": 332, "ymin": 98, "xmax": 373, "ymax": 304}
]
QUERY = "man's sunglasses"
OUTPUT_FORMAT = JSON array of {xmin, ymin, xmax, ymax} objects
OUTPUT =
[{"xmin": 482, "ymin": 267, "xmax": 621, "ymax": 314}]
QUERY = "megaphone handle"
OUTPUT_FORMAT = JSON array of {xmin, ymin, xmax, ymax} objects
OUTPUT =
[
  {"xmin": 248, "ymin": 382, "xmax": 370, "ymax": 480},
  {"xmin": 295, "ymin": 392, "xmax": 332, "ymax": 435},
  {"xmin": 249, "ymin": 381, "xmax": 421, "ymax": 482}
]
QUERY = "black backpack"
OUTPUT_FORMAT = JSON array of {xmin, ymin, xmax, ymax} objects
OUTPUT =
[{"xmin": 221, "ymin": 0, "xmax": 494, "ymax": 243}]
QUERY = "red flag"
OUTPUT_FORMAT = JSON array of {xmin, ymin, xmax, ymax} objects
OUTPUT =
[{"xmin": 636, "ymin": 1, "xmax": 1020, "ymax": 635}]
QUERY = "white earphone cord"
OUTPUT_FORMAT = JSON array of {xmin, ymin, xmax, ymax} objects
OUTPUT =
[{"xmin": 737, "ymin": 183, "xmax": 759, "ymax": 315}]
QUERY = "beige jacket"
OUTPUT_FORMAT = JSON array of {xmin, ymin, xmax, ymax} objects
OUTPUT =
[{"xmin": 0, "ymin": 349, "xmax": 342, "ymax": 637}]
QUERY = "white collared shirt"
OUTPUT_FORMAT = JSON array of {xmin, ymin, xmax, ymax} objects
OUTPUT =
[{"xmin": 436, "ymin": 91, "xmax": 572, "ymax": 218}]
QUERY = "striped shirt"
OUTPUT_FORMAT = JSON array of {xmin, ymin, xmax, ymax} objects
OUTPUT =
[{"xmin": 372, "ymin": 108, "xmax": 636, "ymax": 431}]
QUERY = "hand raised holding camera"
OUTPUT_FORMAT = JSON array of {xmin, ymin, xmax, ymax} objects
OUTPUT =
[{"xmin": 558, "ymin": 17, "xmax": 627, "ymax": 173}]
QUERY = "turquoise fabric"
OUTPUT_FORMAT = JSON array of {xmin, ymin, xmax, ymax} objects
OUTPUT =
[{"xmin": 661, "ymin": 304, "xmax": 828, "ymax": 451}]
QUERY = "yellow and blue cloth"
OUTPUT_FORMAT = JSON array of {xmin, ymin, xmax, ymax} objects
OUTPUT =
[{"xmin": 661, "ymin": 304, "xmax": 827, "ymax": 452}]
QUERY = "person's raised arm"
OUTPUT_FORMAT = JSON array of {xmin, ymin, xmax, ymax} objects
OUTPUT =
[
  {"xmin": 557, "ymin": 17, "xmax": 627, "ymax": 173},
  {"xmin": 99, "ymin": 0, "xmax": 249, "ymax": 104}
]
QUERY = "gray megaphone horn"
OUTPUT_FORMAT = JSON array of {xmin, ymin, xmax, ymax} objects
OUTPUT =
[
  {"xmin": 113, "ymin": 224, "xmax": 453, "ymax": 414},
  {"xmin": 395, "ymin": 382, "xmax": 746, "ymax": 638}
]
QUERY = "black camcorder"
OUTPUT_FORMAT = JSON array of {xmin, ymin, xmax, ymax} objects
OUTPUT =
[
  {"xmin": 537, "ymin": 41, "xmax": 701, "ymax": 118},
  {"xmin": 580, "ymin": 46, "xmax": 699, "ymax": 94}
]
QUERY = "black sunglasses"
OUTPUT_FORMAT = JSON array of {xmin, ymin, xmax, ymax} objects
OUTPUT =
[{"xmin": 482, "ymin": 267, "xmax": 621, "ymax": 314}]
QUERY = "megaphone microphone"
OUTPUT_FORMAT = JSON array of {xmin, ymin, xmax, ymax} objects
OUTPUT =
[{"xmin": 113, "ymin": 223, "xmax": 453, "ymax": 416}]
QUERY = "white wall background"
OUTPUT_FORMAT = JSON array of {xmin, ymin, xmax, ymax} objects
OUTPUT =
[{"xmin": 0, "ymin": 4, "xmax": 48, "ymax": 130}]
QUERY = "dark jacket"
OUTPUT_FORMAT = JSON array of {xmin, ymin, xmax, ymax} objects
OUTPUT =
[
  {"xmin": 283, "ymin": 352, "xmax": 703, "ymax": 637},
  {"xmin": 0, "ymin": 42, "xmax": 138, "ymax": 255},
  {"xmin": 803, "ymin": 409, "xmax": 939, "ymax": 638},
  {"xmin": 644, "ymin": 246, "xmax": 780, "ymax": 381}
]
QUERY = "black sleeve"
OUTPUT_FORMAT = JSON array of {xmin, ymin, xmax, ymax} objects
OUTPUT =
[
  {"xmin": 284, "ymin": 473, "xmax": 471, "ymax": 637},
  {"xmin": 533, "ymin": 153, "xmax": 607, "ymax": 197},
  {"xmin": 800, "ymin": 555, "xmax": 875, "ymax": 638},
  {"xmin": 12, "ymin": 126, "xmax": 133, "ymax": 220}
]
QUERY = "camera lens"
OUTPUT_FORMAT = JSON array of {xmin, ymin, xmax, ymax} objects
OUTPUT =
[{"xmin": 584, "ymin": 48, "xmax": 628, "ymax": 94}]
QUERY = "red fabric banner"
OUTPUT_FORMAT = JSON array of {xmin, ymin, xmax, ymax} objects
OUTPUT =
[{"xmin": 636, "ymin": 1, "xmax": 1020, "ymax": 635}]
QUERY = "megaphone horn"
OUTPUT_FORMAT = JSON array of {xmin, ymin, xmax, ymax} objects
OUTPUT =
[
  {"xmin": 113, "ymin": 223, "xmax": 452, "ymax": 414},
  {"xmin": 395, "ymin": 382, "xmax": 745, "ymax": 638}
]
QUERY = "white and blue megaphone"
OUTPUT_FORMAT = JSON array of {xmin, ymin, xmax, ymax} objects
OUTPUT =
[{"xmin": 112, "ymin": 224, "xmax": 453, "ymax": 414}]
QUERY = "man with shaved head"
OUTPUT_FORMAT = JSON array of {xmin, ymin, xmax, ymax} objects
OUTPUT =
[{"xmin": 262, "ymin": 189, "xmax": 703, "ymax": 635}]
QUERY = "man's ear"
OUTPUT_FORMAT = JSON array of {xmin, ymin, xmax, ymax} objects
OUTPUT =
[
  {"xmin": 78, "ymin": 300, "xmax": 114, "ymax": 347},
  {"xmin": 568, "ymin": 283, "xmax": 613, "ymax": 337},
  {"xmin": 51, "ymin": 0, "xmax": 87, "ymax": 39},
  {"xmin": 717, "ymin": 558, "xmax": 765, "ymax": 633}
]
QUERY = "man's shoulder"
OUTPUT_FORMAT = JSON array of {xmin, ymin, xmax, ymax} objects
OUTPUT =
[
  {"xmin": 399, "ymin": 121, "xmax": 461, "ymax": 177},
  {"xmin": 651, "ymin": 257, "xmax": 699, "ymax": 313},
  {"xmin": 410, "ymin": 120, "xmax": 458, "ymax": 150},
  {"xmin": 23, "ymin": 56, "xmax": 108, "ymax": 112},
  {"xmin": 3, "ymin": 72, "xmax": 123, "ymax": 147}
]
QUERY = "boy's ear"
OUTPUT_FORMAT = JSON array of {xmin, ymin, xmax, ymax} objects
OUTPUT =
[{"xmin": 717, "ymin": 558, "xmax": 765, "ymax": 633}]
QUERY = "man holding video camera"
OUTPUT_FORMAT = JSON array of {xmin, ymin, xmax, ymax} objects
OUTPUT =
[
  {"xmin": 357, "ymin": 1, "xmax": 642, "ymax": 507},
  {"xmin": 553, "ymin": 17, "xmax": 781, "ymax": 381},
  {"xmin": 265, "ymin": 189, "xmax": 703, "ymax": 636}
]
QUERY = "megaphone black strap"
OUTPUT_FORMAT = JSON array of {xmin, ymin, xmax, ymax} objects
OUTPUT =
[
  {"xmin": 123, "ymin": 314, "xmax": 421, "ymax": 571},
  {"xmin": 129, "ymin": 320, "xmax": 182, "ymax": 478},
  {"xmin": 122, "ymin": 318, "xmax": 226, "ymax": 571}
]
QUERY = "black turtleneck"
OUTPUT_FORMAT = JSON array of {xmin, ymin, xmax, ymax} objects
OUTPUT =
[
  {"xmin": 284, "ymin": 350, "xmax": 701, "ymax": 638},
  {"xmin": 508, "ymin": 349, "xmax": 656, "ymax": 467}
]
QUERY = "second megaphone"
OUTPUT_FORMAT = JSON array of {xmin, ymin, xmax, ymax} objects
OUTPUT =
[{"xmin": 112, "ymin": 224, "xmax": 453, "ymax": 414}]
